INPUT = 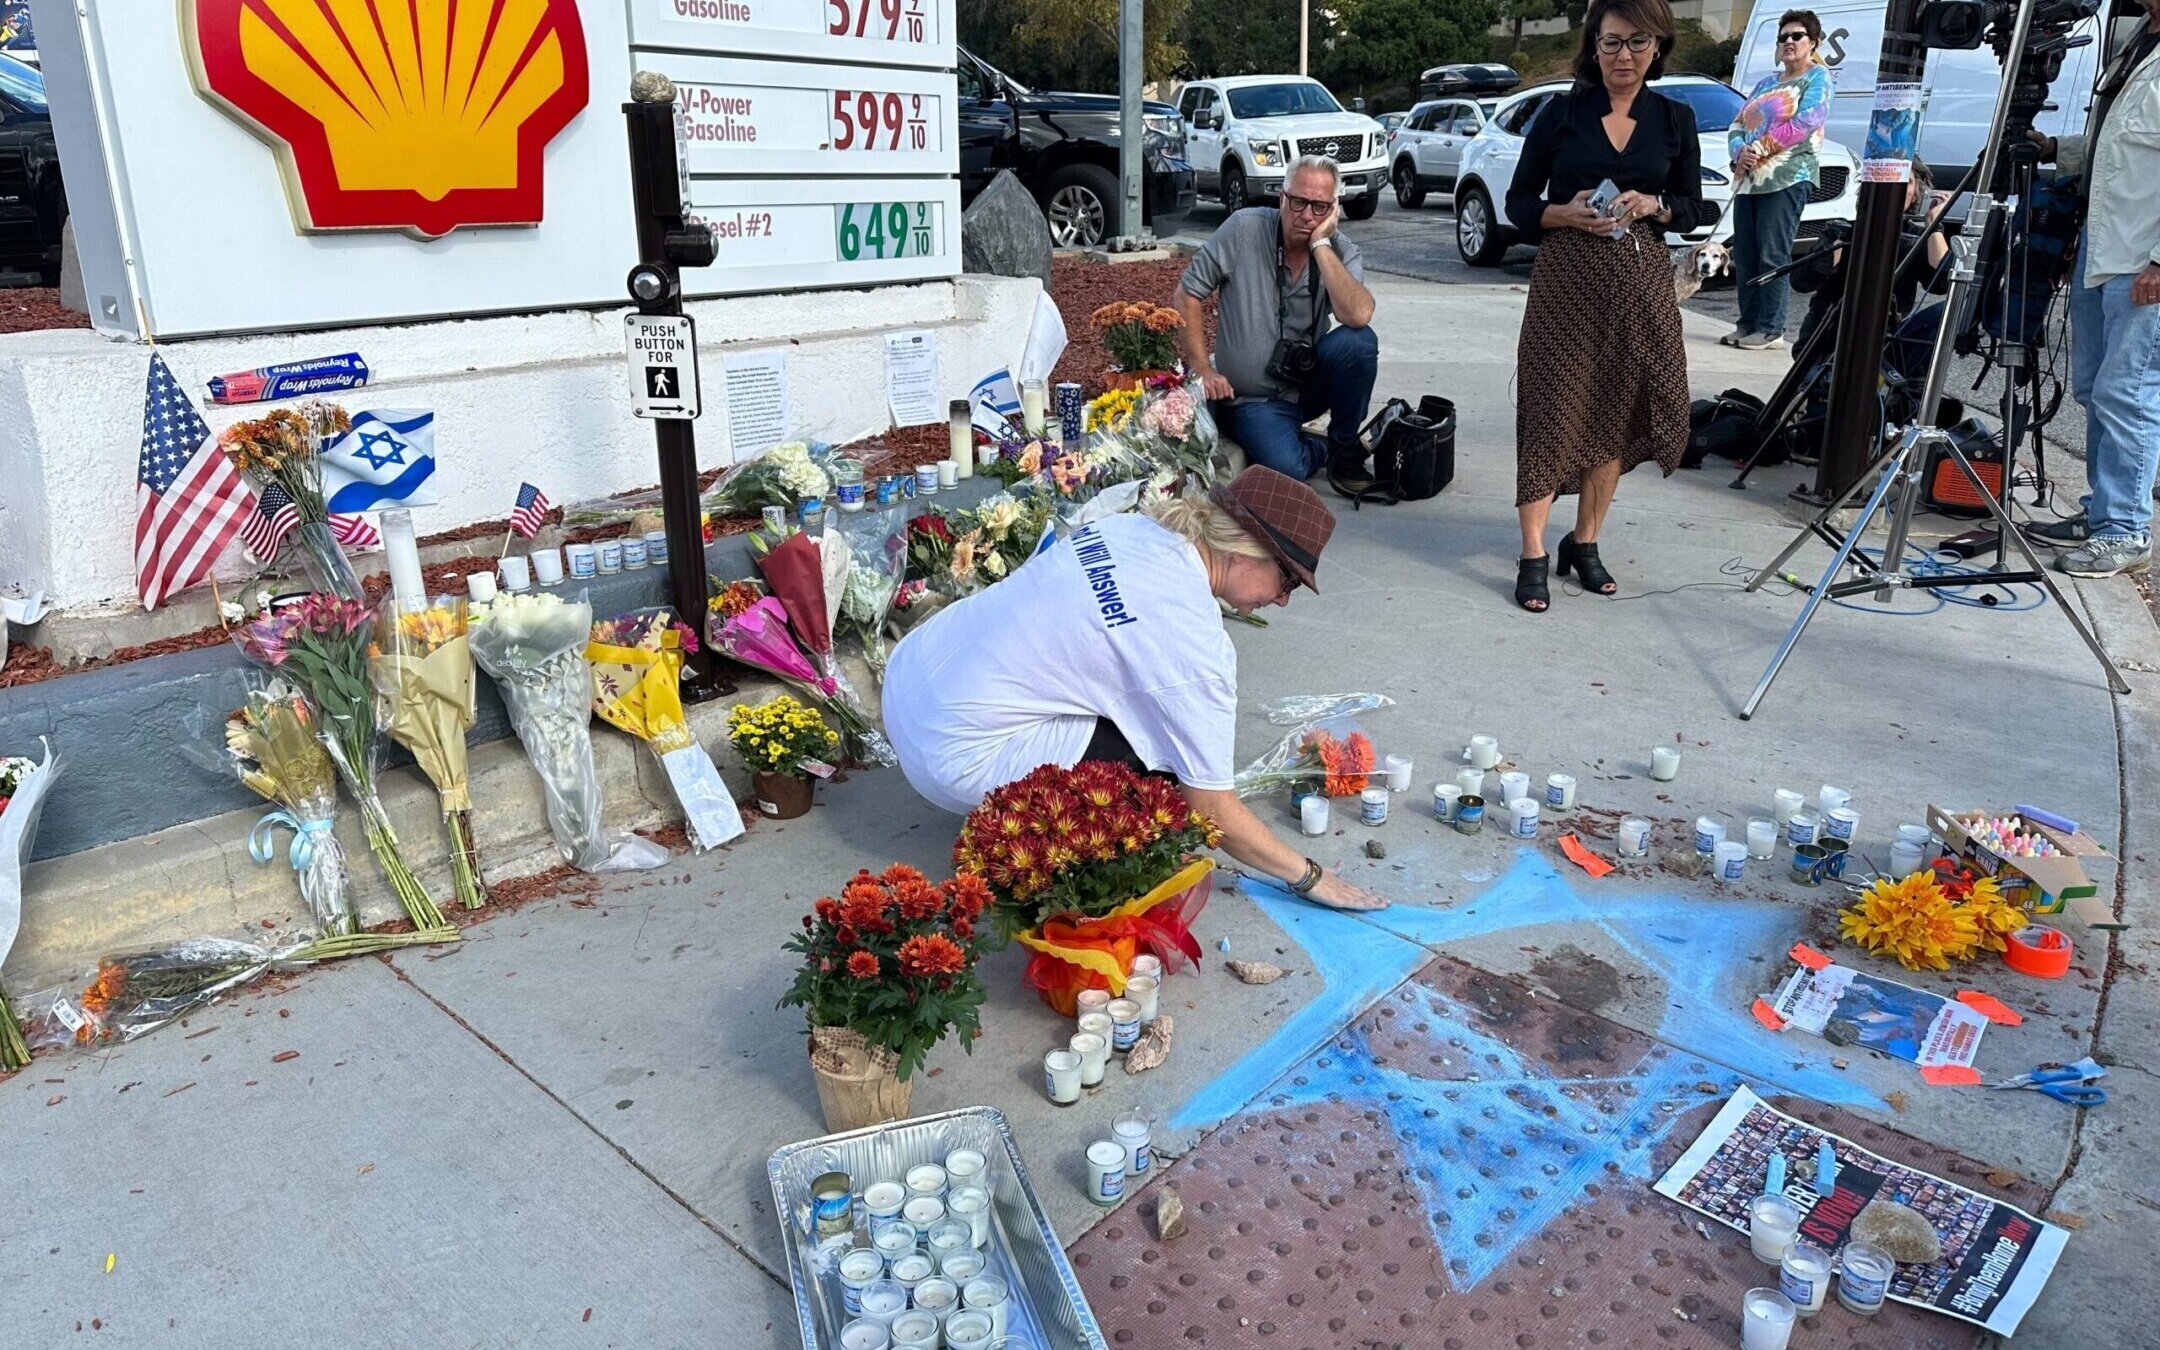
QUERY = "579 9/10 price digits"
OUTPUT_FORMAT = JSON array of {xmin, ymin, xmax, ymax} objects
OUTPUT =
[
  {"xmin": 835, "ymin": 202, "xmax": 934, "ymax": 261},
  {"xmin": 826, "ymin": 0, "xmax": 926, "ymax": 42}
]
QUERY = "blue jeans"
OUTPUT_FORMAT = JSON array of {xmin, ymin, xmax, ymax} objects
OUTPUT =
[
  {"xmin": 2069, "ymin": 265, "xmax": 2160, "ymax": 542},
  {"xmin": 1211, "ymin": 324, "xmax": 1380, "ymax": 480},
  {"xmin": 1732, "ymin": 183, "xmax": 1810, "ymax": 338}
]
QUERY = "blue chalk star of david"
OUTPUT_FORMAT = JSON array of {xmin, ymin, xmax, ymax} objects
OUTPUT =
[{"xmin": 351, "ymin": 429, "xmax": 409, "ymax": 471}]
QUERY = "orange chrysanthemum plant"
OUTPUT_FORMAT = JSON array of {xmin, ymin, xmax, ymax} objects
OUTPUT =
[
  {"xmin": 1304, "ymin": 729, "xmax": 1376, "ymax": 796},
  {"xmin": 778, "ymin": 864, "xmax": 991, "ymax": 1081},
  {"xmin": 1838, "ymin": 860, "xmax": 2023, "ymax": 972},
  {"xmin": 955, "ymin": 761, "xmax": 1221, "ymax": 1014},
  {"xmin": 1089, "ymin": 301, "xmax": 1184, "ymax": 374}
]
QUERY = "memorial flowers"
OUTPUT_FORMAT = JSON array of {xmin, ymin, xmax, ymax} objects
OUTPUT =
[
  {"xmin": 0, "ymin": 745, "xmax": 58, "ymax": 1071},
  {"xmin": 219, "ymin": 401, "xmax": 361, "ymax": 596},
  {"xmin": 1090, "ymin": 301, "xmax": 1182, "ymax": 375},
  {"xmin": 709, "ymin": 441, "xmax": 833, "ymax": 516},
  {"xmin": 222, "ymin": 683, "xmax": 354, "ymax": 936},
  {"xmin": 954, "ymin": 761, "xmax": 1218, "ymax": 1014},
  {"xmin": 589, "ymin": 608, "xmax": 742, "ymax": 851},
  {"xmin": 236, "ymin": 594, "xmax": 449, "ymax": 933},
  {"xmin": 1839, "ymin": 863, "xmax": 2022, "ymax": 971},
  {"xmin": 370, "ymin": 597, "xmax": 486, "ymax": 910}
]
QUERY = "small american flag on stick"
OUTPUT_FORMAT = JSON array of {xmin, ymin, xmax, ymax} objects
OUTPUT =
[
  {"xmin": 508, "ymin": 482, "xmax": 553, "ymax": 539},
  {"xmin": 135, "ymin": 353, "xmax": 253, "ymax": 610},
  {"xmin": 240, "ymin": 485, "xmax": 379, "ymax": 562}
]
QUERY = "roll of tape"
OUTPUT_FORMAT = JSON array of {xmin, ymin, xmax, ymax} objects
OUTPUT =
[{"xmin": 2003, "ymin": 924, "xmax": 2073, "ymax": 979}]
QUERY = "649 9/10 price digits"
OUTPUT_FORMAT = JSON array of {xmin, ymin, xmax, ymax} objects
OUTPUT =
[
  {"xmin": 826, "ymin": 0, "xmax": 926, "ymax": 41},
  {"xmin": 836, "ymin": 202, "xmax": 933, "ymax": 261}
]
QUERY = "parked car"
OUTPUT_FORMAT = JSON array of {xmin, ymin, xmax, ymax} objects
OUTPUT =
[
  {"xmin": 1377, "ymin": 110, "xmax": 1412, "ymax": 142},
  {"xmin": 1451, "ymin": 73, "xmax": 1859, "ymax": 266},
  {"xmin": 1175, "ymin": 75, "xmax": 1389, "ymax": 220},
  {"xmin": 1418, "ymin": 63, "xmax": 1520, "ymax": 101},
  {"xmin": 0, "ymin": 51, "xmax": 63, "ymax": 281},
  {"xmin": 956, "ymin": 48, "xmax": 1195, "ymax": 248},
  {"xmin": 1389, "ymin": 97, "xmax": 1492, "ymax": 207}
]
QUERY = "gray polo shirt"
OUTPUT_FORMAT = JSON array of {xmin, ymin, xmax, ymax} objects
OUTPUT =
[{"xmin": 1179, "ymin": 207, "xmax": 1365, "ymax": 402}]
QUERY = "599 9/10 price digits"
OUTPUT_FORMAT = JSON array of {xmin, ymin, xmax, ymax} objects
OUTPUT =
[
  {"xmin": 826, "ymin": 0, "xmax": 927, "ymax": 42},
  {"xmin": 836, "ymin": 202, "xmax": 934, "ymax": 261},
  {"xmin": 831, "ymin": 91, "xmax": 931, "ymax": 151}
]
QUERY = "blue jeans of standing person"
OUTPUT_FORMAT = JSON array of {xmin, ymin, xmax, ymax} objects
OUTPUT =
[
  {"xmin": 1211, "ymin": 324, "xmax": 1380, "ymax": 480},
  {"xmin": 2069, "ymin": 263, "xmax": 2160, "ymax": 542},
  {"xmin": 1732, "ymin": 182, "xmax": 1810, "ymax": 338}
]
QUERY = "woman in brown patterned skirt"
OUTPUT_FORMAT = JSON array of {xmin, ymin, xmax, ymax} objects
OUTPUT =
[{"xmin": 1504, "ymin": 0, "xmax": 1713, "ymax": 611}]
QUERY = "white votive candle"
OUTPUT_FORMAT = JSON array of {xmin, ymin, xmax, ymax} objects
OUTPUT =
[
  {"xmin": 1779, "ymin": 1242, "xmax": 1831, "ymax": 1315},
  {"xmin": 1021, "ymin": 379, "xmax": 1048, "ymax": 437},
  {"xmin": 1113, "ymin": 1108, "xmax": 1153, "ymax": 1178},
  {"xmin": 465, "ymin": 570, "xmax": 498, "ymax": 604},
  {"xmin": 963, "ymin": 1271, "xmax": 1013, "ymax": 1338},
  {"xmin": 1106, "ymin": 999, "xmax": 1142, "ymax": 1052},
  {"xmin": 948, "ymin": 399, "xmax": 974, "ymax": 478},
  {"xmin": 1817, "ymin": 784, "xmax": 1851, "ymax": 815},
  {"xmin": 1383, "ymin": 753, "xmax": 1412, "ymax": 791},
  {"xmin": 840, "ymin": 1315, "xmax": 894, "ymax": 1350},
  {"xmin": 1071, "ymin": 1031, "xmax": 1108, "ymax": 1087},
  {"xmin": 904, "ymin": 1163, "xmax": 947, "ymax": 1202},
  {"xmin": 1650, "ymin": 746, "xmax": 1681, "ymax": 781},
  {"xmin": 902, "ymin": 1195, "xmax": 944, "ymax": 1230},
  {"xmin": 1077, "ymin": 1012, "xmax": 1113, "ymax": 1055},
  {"xmin": 1714, "ymin": 840, "xmax": 1748, "ymax": 881},
  {"xmin": 938, "ymin": 459, "xmax": 960, "ymax": 489},
  {"xmin": 1456, "ymin": 766, "xmax": 1486, "ymax": 799},
  {"xmin": 1741, "ymin": 1287, "xmax": 1797, "ymax": 1350},
  {"xmin": 888, "ymin": 1308, "xmax": 939, "ymax": 1350},
  {"xmin": 530, "ymin": 546, "xmax": 565, "ymax": 586},
  {"xmin": 1300, "ymin": 794, "xmax": 1329, "ymax": 836},
  {"xmin": 1131, "ymin": 953, "xmax": 1163, "ymax": 982},
  {"xmin": 1044, "ymin": 1049, "xmax": 1082, "ymax": 1104},
  {"xmin": 1498, "ymin": 770, "xmax": 1530, "ymax": 806},
  {"xmin": 1773, "ymin": 788, "xmax": 1805, "ymax": 822},
  {"xmin": 1085, "ymin": 1139, "xmax": 1126, "ymax": 1206},
  {"xmin": 871, "ymin": 1223, "xmax": 916, "ymax": 1263},
  {"xmin": 863, "ymin": 1180, "xmax": 907, "ymax": 1238},
  {"xmin": 939, "ymin": 1247, "xmax": 986, "ymax": 1283},
  {"xmin": 1694, "ymin": 816, "xmax": 1726, "ymax": 855},
  {"xmin": 1434, "ymin": 784, "xmax": 1462, "ymax": 820},
  {"xmin": 1890, "ymin": 839, "xmax": 1924, "ymax": 877},
  {"xmin": 497, "ymin": 553, "xmax": 533, "ymax": 594},
  {"xmin": 943, "ymin": 1148, "xmax": 986, "ymax": 1189},
  {"xmin": 945, "ymin": 1308, "xmax": 996, "ymax": 1350},
  {"xmin": 1509, "ymin": 797, "xmax": 1540, "ymax": 838},
  {"xmin": 1076, "ymin": 988, "xmax": 1111, "ymax": 1023},
  {"xmin": 1746, "ymin": 818, "xmax": 1779, "ymax": 859},
  {"xmin": 1618, "ymin": 817, "xmax": 1652, "ymax": 857},
  {"xmin": 947, "ymin": 1184, "xmax": 991, "ymax": 1248},
  {"xmin": 379, "ymin": 508, "xmax": 426, "ymax": 612},
  {"xmin": 1125, "ymin": 973, "xmax": 1159, "ymax": 1022},
  {"xmin": 1545, "ymin": 773, "xmax": 1576, "ymax": 811},
  {"xmin": 858, "ymin": 1277, "xmax": 907, "ymax": 1325},
  {"xmin": 1468, "ymin": 735, "xmax": 1499, "ymax": 769},
  {"xmin": 1748, "ymin": 1193, "xmax": 1801, "ymax": 1263}
]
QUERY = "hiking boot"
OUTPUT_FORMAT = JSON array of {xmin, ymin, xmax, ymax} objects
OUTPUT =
[
  {"xmin": 2022, "ymin": 512, "xmax": 2090, "ymax": 545},
  {"xmin": 2056, "ymin": 535, "xmax": 2152, "ymax": 578},
  {"xmin": 1734, "ymin": 330, "xmax": 1786, "ymax": 351}
]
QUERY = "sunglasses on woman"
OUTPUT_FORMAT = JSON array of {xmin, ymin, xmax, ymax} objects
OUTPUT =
[{"xmin": 1778, "ymin": 29, "xmax": 1811, "ymax": 42}]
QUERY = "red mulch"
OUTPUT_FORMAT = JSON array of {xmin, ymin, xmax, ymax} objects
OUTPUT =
[
  {"xmin": 0, "ymin": 288, "xmax": 89, "ymax": 336},
  {"xmin": 1045, "ymin": 254, "xmax": 1214, "ymax": 398}
]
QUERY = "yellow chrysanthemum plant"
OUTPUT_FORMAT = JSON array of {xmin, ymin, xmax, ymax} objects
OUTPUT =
[
  {"xmin": 725, "ymin": 695, "xmax": 840, "ymax": 779},
  {"xmin": 1839, "ymin": 863, "xmax": 2024, "ymax": 971}
]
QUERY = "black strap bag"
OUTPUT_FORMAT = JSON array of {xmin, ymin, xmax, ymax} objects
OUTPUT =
[{"xmin": 1332, "ymin": 395, "xmax": 1455, "ymax": 507}]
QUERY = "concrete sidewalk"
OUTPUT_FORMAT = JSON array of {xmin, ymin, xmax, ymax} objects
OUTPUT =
[{"xmin": 5, "ymin": 276, "xmax": 2153, "ymax": 1349}]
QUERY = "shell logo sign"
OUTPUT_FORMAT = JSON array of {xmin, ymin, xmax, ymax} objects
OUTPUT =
[{"xmin": 183, "ymin": 0, "xmax": 591, "ymax": 238}]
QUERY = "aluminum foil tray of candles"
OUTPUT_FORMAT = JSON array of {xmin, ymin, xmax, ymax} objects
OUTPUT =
[{"xmin": 769, "ymin": 1105, "xmax": 1109, "ymax": 1349}]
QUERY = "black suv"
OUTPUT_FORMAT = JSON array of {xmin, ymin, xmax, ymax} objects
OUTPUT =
[
  {"xmin": 958, "ymin": 48, "xmax": 1195, "ymax": 248},
  {"xmin": 0, "ymin": 51, "xmax": 62, "ymax": 282}
]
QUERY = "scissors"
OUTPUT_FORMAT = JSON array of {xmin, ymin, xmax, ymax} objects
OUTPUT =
[{"xmin": 1988, "ymin": 1057, "xmax": 2108, "ymax": 1106}]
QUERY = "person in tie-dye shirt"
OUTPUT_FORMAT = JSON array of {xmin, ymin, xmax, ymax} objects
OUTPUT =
[{"xmin": 1723, "ymin": 10, "xmax": 1833, "ymax": 350}]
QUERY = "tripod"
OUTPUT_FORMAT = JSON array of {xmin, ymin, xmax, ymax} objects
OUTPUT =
[{"xmin": 1736, "ymin": 0, "xmax": 2131, "ymax": 720}]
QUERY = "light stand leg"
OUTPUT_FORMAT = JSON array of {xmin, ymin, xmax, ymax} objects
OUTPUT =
[
  {"xmin": 1740, "ymin": 433, "xmax": 1919, "ymax": 719},
  {"xmin": 1744, "ymin": 431, "xmax": 1911, "ymax": 594}
]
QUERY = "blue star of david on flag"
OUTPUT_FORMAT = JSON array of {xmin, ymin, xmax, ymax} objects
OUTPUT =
[{"xmin": 322, "ymin": 409, "xmax": 438, "ymax": 513}]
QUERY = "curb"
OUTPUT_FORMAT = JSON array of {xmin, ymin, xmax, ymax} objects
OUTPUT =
[{"xmin": 8, "ymin": 662, "xmax": 875, "ymax": 992}]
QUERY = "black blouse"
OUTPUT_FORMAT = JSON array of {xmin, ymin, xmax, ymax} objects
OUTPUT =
[{"xmin": 1505, "ymin": 84, "xmax": 1716, "ymax": 242}]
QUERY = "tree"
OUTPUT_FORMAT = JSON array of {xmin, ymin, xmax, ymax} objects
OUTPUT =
[
  {"xmin": 958, "ymin": 0, "xmax": 1191, "ymax": 89},
  {"xmin": 1177, "ymin": 0, "xmax": 1300, "ymax": 78},
  {"xmin": 1494, "ymin": 0, "xmax": 1557, "ymax": 50},
  {"xmin": 1317, "ymin": 0, "xmax": 1497, "ymax": 100}
]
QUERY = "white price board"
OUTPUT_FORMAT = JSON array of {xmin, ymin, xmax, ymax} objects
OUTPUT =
[
  {"xmin": 626, "ymin": 313, "xmax": 703, "ymax": 419},
  {"xmin": 684, "ymin": 178, "xmax": 959, "ymax": 295},
  {"xmin": 653, "ymin": 56, "xmax": 955, "ymax": 176},
  {"xmin": 629, "ymin": 0, "xmax": 953, "ymax": 70}
]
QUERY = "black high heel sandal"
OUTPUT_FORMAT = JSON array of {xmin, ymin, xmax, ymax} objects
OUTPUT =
[
  {"xmin": 1515, "ymin": 556, "xmax": 1550, "ymax": 613},
  {"xmin": 1556, "ymin": 534, "xmax": 1616, "ymax": 596}
]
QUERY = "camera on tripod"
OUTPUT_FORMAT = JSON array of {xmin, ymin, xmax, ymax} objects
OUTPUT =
[{"xmin": 1917, "ymin": 0, "xmax": 2100, "ymax": 146}]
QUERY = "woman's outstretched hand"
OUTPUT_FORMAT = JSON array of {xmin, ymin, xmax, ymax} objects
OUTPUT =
[{"xmin": 1303, "ymin": 870, "xmax": 1389, "ymax": 911}]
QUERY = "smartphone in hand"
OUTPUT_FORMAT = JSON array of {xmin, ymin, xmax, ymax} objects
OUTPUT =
[{"xmin": 1587, "ymin": 178, "xmax": 1628, "ymax": 238}]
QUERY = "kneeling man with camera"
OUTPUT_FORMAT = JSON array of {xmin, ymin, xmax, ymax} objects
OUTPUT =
[{"xmin": 1172, "ymin": 156, "xmax": 1380, "ymax": 482}]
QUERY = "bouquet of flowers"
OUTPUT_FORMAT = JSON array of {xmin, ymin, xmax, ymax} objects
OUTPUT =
[
  {"xmin": 470, "ymin": 592, "xmax": 668, "ymax": 874},
  {"xmin": 727, "ymin": 695, "xmax": 839, "ymax": 779},
  {"xmin": 589, "ymin": 609, "xmax": 744, "ymax": 851},
  {"xmin": 712, "ymin": 598, "xmax": 893, "ymax": 767},
  {"xmin": 1133, "ymin": 377, "xmax": 1225, "ymax": 485},
  {"xmin": 745, "ymin": 530, "xmax": 895, "ymax": 766},
  {"xmin": 235, "ymin": 595, "xmax": 449, "ymax": 933},
  {"xmin": 218, "ymin": 401, "xmax": 362, "ymax": 597},
  {"xmin": 707, "ymin": 578, "xmax": 765, "ymax": 632},
  {"xmin": 221, "ymin": 683, "xmax": 354, "ymax": 937},
  {"xmin": 835, "ymin": 508, "xmax": 906, "ymax": 677},
  {"xmin": 1839, "ymin": 860, "xmax": 2026, "ymax": 971},
  {"xmin": 976, "ymin": 437, "xmax": 1051, "ymax": 488},
  {"xmin": 1233, "ymin": 692, "xmax": 1392, "ymax": 799},
  {"xmin": 780, "ymin": 863, "xmax": 991, "ymax": 1084},
  {"xmin": 0, "ymin": 742, "xmax": 58, "ymax": 1071},
  {"xmin": 1090, "ymin": 301, "xmax": 1182, "ymax": 375},
  {"xmin": 883, "ymin": 578, "xmax": 947, "ymax": 643},
  {"xmin": 370, "ymin": 596, "xmax": 486, "ymax": 910},
  {"xmin": 708, "ymin": 441, "xmax": 833, "ymax": 517},
  {"xmin": 954, "ymin": 761, "xmax": 1219, "ymax": 1015}
]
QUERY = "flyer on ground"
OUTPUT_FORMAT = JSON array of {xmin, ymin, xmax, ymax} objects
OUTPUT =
[
  {"xmin": 1654, "ymin": 1087, "xmax": 2067, "ymax": 1336},
  {"xmin": 1768, "ymin": 958, "xmax": 1989, "ymax": 1071}
]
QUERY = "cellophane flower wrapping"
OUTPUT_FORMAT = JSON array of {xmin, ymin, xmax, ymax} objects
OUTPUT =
[
  {"xmin": 23, "ymin": 929, "xmax": 453, "ymax": 1050},
  {"xmin": 588, "ymin": 608, "xmax": 745, "ymax": 852},
  {"xmin": 0, "ymin": 743, "xmax": 59, "ymax": 1070},
  {"xmin": 220, "ymin": 682, "xmax": 355, "ymax": 937},
  {"xmin": 835, "ymin": 507, "xmax": 906, "ymax": 678},
  {"xmin": 234, "ymin": 594, "xmax": 448, "ymax": 933},
  {"xmin": 370, "ymin": 595, "xmax": 487, "ymax": 909},
  {"xmin": 708, "ymin": 441, "xmax": 833, "ymax": 517},
  {"xmin": 1134, "ymin": 377, "xmax": 1227, "ymax": 486},
  {"xmin": 471, "ymin": 592, "xmax": 669, "ymax": 874},
  {"xmin": 218, "ymin": 403, "xmax": 363, "ymax": 599},
  {"xmin": 751, "ymin": 535, "xmax": 896, "ymax": 767},
  {"xmin": 1233, "ymin": 693, "xmax": 1397, "ymax": 799}
]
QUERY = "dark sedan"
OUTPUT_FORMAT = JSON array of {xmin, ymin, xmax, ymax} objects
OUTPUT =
[{"xmin": 0, "ymin": 52, "xmax": 62, "ymax": 281}]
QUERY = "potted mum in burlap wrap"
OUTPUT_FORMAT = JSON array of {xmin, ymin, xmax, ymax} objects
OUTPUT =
[
  {"xmin": 779, "ymin": 865, "xmax": 991, "ymax": 1131},
  {"xmin": 957, "ymin": 761, "xmax": 1219, "ymax": 1016}
]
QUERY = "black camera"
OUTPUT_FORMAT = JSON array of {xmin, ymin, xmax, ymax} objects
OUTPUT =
[{"xmin": 1266, "ymin": 339, "xmax": 1319, "ymax": 386}]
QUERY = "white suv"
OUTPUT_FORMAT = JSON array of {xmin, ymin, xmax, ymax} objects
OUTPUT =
[
  {"xmin": 1451, "ymin": 74, "xmax": 1860, "ymax": 265},
  {"xmin": 1177, "ymin": 76, "xmax": 1389, "ymax": 219}
]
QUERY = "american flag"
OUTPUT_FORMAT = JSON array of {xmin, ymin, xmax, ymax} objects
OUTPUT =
[
  {"xmin": 508, "ymin": 482, "xmax": 553, "ymax": 538},
  {"xmin": 239, "ymin": 485, "xmax": 380, "ymax": 562},
  {"xmin": 135, "ymin": 353, "xmax": 253, "ymax": 610},
  {"xmin": 332, "ymin": 512, "xmax": 382, "ymax": 550}
]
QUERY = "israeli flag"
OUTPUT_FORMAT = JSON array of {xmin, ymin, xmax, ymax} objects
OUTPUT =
[
  {"xmin": 322, "ymin": 410, "xmax": 438, "ymax": 513},
  {"xmin": 970, "ymin": 368, "xmax": 1021, "ymax": 440}
]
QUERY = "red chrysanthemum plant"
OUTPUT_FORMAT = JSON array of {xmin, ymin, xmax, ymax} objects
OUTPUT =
[
  {"xmin": 954, "ymin": 760, "xmax": 1222, "ymax": 1014},
  {"xmin": 779, "ymin": 863, "xmax": 991, "ymax": 1081}
]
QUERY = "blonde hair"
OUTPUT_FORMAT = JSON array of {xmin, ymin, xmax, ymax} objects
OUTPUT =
[{"xmin": 1143, "ymin": 486, "xmax": 1274, "ymax": 563}]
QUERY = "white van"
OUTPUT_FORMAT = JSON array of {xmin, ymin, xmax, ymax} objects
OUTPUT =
[{"xmin": 1730, "ymin": 0, "xmax": 2101, "ymax": 188}]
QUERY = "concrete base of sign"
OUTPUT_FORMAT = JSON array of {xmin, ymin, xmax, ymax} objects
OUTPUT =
[
  {"xmin": 0, "ymin": 275, "xmax": 1039, "ymax": 614},
  {"xmin": 57, "ymin": 219, "xmax": 85, "ymax": 315}
]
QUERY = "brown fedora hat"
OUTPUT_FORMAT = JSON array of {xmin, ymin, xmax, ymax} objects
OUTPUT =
[{"xmin": 1209, "ymin": 465, "xmax": 1336, "ymax": 593}]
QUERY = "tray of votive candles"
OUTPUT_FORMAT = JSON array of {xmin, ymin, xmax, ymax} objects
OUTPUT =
[{"xmin": 769, "ymin": 1105, "xmax": 1108, "ymax": 1350}]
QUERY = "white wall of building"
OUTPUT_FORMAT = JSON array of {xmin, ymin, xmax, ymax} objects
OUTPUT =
[{"xmin": 0, "ymin": 275, "xmax": 1041, "ymax": 613}]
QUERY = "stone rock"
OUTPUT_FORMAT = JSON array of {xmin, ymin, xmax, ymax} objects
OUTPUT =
[
  {"xmin": 629, "ymin": 70, "xmax": 677, "ymax": 103},
  {"xmin": 1153, "ymin": 1184, "xmax": 1187, "ymax": 1241},
  {"xmin": 1365, "ymin": 840, "xmax": 1386, "ymax": 859},
  {"xmin": 1823, "ymin": 1019, "xmax": 1861, "ymax": 1047},
  {"xmin": 1126, "ymin": 1015, "xmax": 1173, "ymax": 1074},
  {"xmin": 58, "ymin": 219, "xmax": 86, "ymax": 314},
  {"xmin": 1851, "ymin": 1199, "xmax": 1944, "ymax": 1264},
  {"xmin": 1226, "ymin": 959, "xmax": 1287, "ymax": 985},
  {"xmin": 960, "ymin": 171, "xmax": 1053, "ymax": 286}
]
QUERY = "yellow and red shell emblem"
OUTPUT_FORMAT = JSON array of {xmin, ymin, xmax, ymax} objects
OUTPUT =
[{"xmin": 184, "ymin": 0, "xmax": 591, "ymax": 238}]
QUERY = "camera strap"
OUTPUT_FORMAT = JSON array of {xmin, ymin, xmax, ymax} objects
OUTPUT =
[{"xmin": 1275, "ymin": 238, "xmax": 1324, "ymax": 347}]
